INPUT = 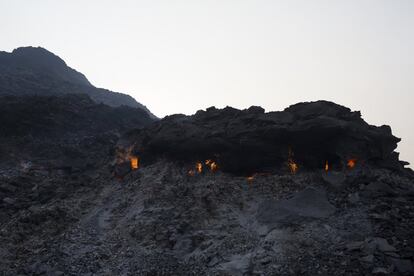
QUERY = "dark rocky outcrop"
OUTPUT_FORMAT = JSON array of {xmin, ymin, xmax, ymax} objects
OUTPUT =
[
  {"xmin": 0, "ymin": 94, "xmax": 153, "ymax": 138},
  {"xmin": 0, "ymin": 46, "xmax": 156, "ymax": 118},
  {"xmin": 1, "ymin": 98, "xmax": 413, "ymax": 275},
  {"xmin": 123, "ymin": 101, "xmax": 407, "ymax": 174},
  {"xmin": 0, "ymin": 94, "xmax": 154, "ymax": 170}
]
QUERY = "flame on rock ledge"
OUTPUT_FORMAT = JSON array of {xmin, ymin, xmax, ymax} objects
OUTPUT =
[
  {"xmin": 347, "ymin": 159, "xmax": 357, "ymax": 169},
  {"xmin": 130, "ymin": 156, "xmax": 139, "ymax": 170},
  {"xmin": 188, "ymin": 159, "xmax": 219, "ymax": 176}
]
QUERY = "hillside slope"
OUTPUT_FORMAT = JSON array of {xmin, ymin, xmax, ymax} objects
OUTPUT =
[
  {"xmin": 1, "ymin": 103, "xmax": 413, "ymax": 275},
  {"xmin": 0, "ymin": 94, "xmax": 154, "ymax": 170},
  {"xmin": 0, "ymin": 46, "xmax": 156, "ymax": 118}
]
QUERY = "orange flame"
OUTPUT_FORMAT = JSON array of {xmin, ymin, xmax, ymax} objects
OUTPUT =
[
  {"xmin": 196, "ymin": 162, "xmax": 203, "ymax": 173},
  {"xmin": 247, "ymin": 175, "xmax": 254, "ymax": 182},
  {"xmin": 209, "ymin": 161, "xmax": 218, "ymax": 172},
  {"xmin": 188, "ymin": 160, "xmax": 218, "ymax": 176},
  {"xmin": 204, "ymin": 159, "xmax": 218, "ymax": 172},
  {"xmin": 130, "ymin": 156, "xmax": 139, "ymax": 170},
  {"xmin": 347, "ymin": 159, "xmax": 357, "ymax": 169},
  {"xmin": 325, "ymin": 161, "xmax": 329, "ymax": 172},
  {"xmin": 116, "ymin": 145, "xmax": 140, "ymax": 170},
  {"xmin": 288, "ymin": 160, "xmax": 298, "ymax": 174},
  {"xmin": 287, "ymin": 148, "xmax": 298, "ymax": 174}
]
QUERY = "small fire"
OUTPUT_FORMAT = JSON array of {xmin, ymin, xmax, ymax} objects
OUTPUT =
[
  {"xmin": 287, "ymin": 148, "xmax": 298, "ymax": 174},
  {"xmin": 246, "ymin": 172, "xmax": 271, "ymax": 182},
  {"xmin": 130, "ymin": 156, "xmax": 139, "ymax": 170},
  {"xmin": 188, "ymin": 159, "xmax": 219, "ymax": 176},
  {"xmin": 205, "ymin": 159, "xmax": 218, "ymax": 171},
  {"xmin": 325, "ymin": 161, "xmax": 329, "ymax": 172},
  {"xmin": 116, "ymin": 145, "xmax": 140, "ymax": 170},
  {"xmin": 347, "ymin": 159, "xmax": 357, "ymax": 169},
  {"xmin": 210, "ymin": 162, "xmax": 218, "ymax": 171},
  {"xmin": 196, "ymin": 162, "xmax": 203, "ymax": 173},
  {"xmin": 288, "ymin": 160, "xmax": 299, "ymax": 174}
]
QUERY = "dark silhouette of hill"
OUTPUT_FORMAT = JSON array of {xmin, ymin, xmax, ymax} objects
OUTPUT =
[{"xmin": 0, "ymin": 46, "xmax": 156, "ymax": 118}]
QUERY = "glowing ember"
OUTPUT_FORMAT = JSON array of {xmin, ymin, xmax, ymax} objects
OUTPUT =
[
  {"xmin": 209, "ymin": 161, "xmax": 218, "ymax": 172},
  {"xmin": 288, "ymin": 160, "xmax": 298, "ymax": 174},
  {"xmin": 287, "ymin": 148, "xmax": 298, "ymax": 174},
  {"xmin": 188, "ymin": 160, "xmax": 219, "ymax": 176},
  {"xmin": 205, "ymin": 159, "xmax": 218, "ymax": 172},
  {"xmin": 116, "ymin": 145, "xmax": 141, "ymax": 171},
  {"xmin": 347, "ymin": 159, "xmax": 357, "ymax": 169},
  {"xmin": 196, "ymin": 162, "xmax": 203, "ymax": 173},
  {"xmin": 325, "ymin": 161, "xmax": 329, "ymax": 172},
  {"xmin": 130, "ymin": 156, "xmax": 139, "ymax": 170}
]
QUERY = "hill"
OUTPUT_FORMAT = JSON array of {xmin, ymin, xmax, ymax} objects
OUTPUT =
[{"xmin": 0, "ymin": 46, "xmax": 156, "ymax": 118}]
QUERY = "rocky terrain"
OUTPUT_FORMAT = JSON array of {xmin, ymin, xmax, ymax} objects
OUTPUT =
[
  {"xmin": 0, "ymin": 93, "xmax": 153, "ymax": 170},
  {"xmin": 0, "ymin": 47, "xmax": 155, "ymax": 118},
  {"xmin": 0, "ymin": 97, "xmax": 413, "ymax": 275},
  {"xmin": 124, "ymin": 101, "xmax": 407, "ymax": 175}
]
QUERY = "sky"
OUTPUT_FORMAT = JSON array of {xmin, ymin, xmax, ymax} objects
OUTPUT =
[{"xmin": 1, "ymin": 0, "xmax": 413, "ymax": 167}]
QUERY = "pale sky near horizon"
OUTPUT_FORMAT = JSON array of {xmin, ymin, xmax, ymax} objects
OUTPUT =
[{"xmin": 1, "ymin": 0, "xmax": 413, "ymax": 167}]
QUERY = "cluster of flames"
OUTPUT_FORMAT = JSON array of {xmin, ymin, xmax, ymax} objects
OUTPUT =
[
  {"xmin": 116, "ymin": 145, "xmax": 139, "ymax": 170},
  {"xmin": 247, "ymin": 150, "xmax": 358, "ymax": 182},
  {"xmin": 188, "ymin": 159, "xmax": 218, "ymax": 176},
  {"xmin": 116, "ymin": 146, "xmax": 358, "ymax": 180},
  {"xmin": 286, "ymin": 148, "xmax": 357, "ymax": 175},
  {"xmin": 286, "ymin": 158, "xmax": 357, "ymax": 175}
]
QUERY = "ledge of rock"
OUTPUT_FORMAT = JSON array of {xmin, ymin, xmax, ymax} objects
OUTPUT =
[{"xmin": 122, "ymin": 101, "xmax": 407, "ymax": 175}]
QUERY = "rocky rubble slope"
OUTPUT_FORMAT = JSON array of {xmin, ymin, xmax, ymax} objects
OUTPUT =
[
  {"xmin": 1, "ymin": 101, "xmax": 413, "ymax": 275},
  {"xmin": 1, "ymin": 161, "xmax": 414, "ymax": 275}
]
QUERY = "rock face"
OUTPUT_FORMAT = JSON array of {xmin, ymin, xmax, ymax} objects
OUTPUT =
[
  {"xmin": 125, "ymin": 101, "xmax": 406, "ymax": 174},
  {"xmin": 0, "ymin": 47, "xmax": 156, "ymax": 118},
  {"xmin": 0, "ymin": 94, "xmax": 153, "ymax": 138},
  {"xmin": 0, "ymin": 94, "xmax": 154, "ymax": 170},
  {"xmin": 1, "ymin": 96, "xmax": 414, "ymax": 275}
]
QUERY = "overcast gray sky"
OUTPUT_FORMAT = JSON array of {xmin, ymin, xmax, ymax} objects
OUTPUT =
[{"xmin": 1, "ymin": 0, "xmax": 413, "ymax": 166}]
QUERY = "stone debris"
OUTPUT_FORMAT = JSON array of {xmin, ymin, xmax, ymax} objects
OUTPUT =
[{"xmin": 1, "ymin": 102, "xmax": 413, "ymax": 275}]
